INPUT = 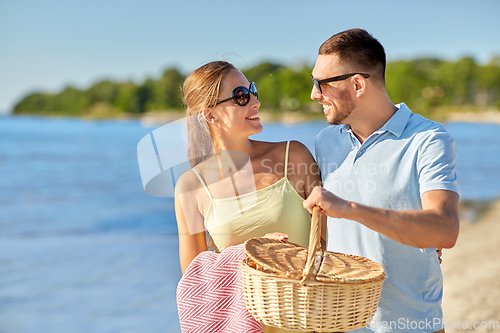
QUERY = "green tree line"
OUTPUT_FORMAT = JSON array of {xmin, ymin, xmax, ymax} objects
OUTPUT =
[{"xmin": 13, "ymin": 56, "xmax": 500, "ymax": 118}]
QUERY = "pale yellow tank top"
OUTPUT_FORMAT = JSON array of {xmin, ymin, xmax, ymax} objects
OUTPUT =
[
  {"xmin": 192, "ymin": 142, "xmax": 313, "ymax": 333},
  {"xmin": 191, "ymin": 141, "xmax": 311, "ymax": 252}
]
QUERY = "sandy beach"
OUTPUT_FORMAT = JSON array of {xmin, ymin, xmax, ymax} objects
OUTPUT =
[{"xmin": 441, "ymin": 200, "xmax": 500, "ymax": 332}]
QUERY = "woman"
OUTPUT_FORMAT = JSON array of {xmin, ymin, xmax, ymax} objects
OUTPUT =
[{"xmin": 175, "ymin": 61, "xmax": 320, "ymax": 333}]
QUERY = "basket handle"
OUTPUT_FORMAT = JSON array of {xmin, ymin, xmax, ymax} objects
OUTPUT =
[{"xmin": 300, "ymin": 206, "xmax": 321, "ymax": 285}]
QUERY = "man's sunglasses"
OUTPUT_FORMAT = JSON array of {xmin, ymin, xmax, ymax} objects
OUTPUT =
[
  {"xmin": 311, "ymin": 73, "xmax": 370, "ymax": 94},
  {"xmin": 216, "ymin": 82, "xmax": 258, "ymax": 106}
]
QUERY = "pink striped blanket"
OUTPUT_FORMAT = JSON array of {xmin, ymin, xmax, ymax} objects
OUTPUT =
[{"xmin": 176, "ymin": 244, "xmax": 263, "ymax": 333}]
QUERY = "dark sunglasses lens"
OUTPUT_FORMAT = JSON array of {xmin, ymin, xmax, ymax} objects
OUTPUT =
[
  {"xmin": 250, "ymin": 82, "xmax": 258, "ymax": 99},
  {"xmin": 233, "ymin": 87, "xmax": 250, "ymax": 106},
  {"xmin": 312, "ymin": 77, "xmax": 322, "ymax": 94}
]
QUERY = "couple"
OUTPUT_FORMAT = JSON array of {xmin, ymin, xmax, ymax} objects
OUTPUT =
[{"xmin": 175, "ymin": 29, "xmax": 459, "ymax": 333}]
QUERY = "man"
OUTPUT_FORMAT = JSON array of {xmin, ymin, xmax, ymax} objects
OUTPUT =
[{"xmin": 303, "ymin": 29, "xmax": 459, "ymax": 333}]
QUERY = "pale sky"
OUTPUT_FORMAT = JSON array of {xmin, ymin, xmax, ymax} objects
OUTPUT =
[{"xmin": 1, "ymin": 0, "xmax": 499, "ymax": 114}]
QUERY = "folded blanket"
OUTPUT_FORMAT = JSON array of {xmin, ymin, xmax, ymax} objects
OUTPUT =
[{"xmin": 176, "ymin": 244, "xmax": 263, "ymax": 333}]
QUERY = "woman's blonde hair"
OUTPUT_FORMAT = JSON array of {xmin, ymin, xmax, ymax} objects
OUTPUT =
[{"xmin": 182, "ymin": 61, "xmax": 236, "ymax": 167}]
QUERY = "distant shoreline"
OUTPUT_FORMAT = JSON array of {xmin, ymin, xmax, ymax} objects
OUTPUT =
[
  {"xmin": 445, "ymin": 110, "xmax": 500, "ymax": 124},
  {"xmin": 7, "ymin": 109, "xmax": 500, "ymax": 126},
  {"xmin": 458, "ymin": 199, "xmax": 500, "ymax": 224}
]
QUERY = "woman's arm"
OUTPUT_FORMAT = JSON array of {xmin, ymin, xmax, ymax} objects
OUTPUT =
[
  {"xmin": 287, "ymin": 140, "xmax": 322, "ymax": 199},
  {"xmin": 287, "ymin": 141, "xmax": 326, "ymax": 247},
  {"xmin": 174, "ymin": 173, "xmax": 208, "ymax": 274}
]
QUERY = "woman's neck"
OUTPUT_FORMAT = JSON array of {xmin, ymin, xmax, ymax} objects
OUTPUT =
[
  {"xmin": 218, "ymin": 135, "xmax": 254, "ymax": 155},
  {"xmin": 212, "ymin": 136, "xmax": 254, "ymax": 178}
]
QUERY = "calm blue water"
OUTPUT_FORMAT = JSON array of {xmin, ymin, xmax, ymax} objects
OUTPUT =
[
  {"xmin": 0, "ymin": 116, "xmax": 173, "ymax": 237},
  {"xmin": 2, "ymin": 116, "xmax": 498, "ymax": 237},
  {"xmin": 1, "ymin": 115, "xmax": 499, "ymax": 333}
]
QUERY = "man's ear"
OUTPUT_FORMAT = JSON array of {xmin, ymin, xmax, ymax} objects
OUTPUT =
[
  {"xmin": 353, "ymin": 75, "xmax": 367, "ymax": 97},
  {"xmin": 202, "ymin": 109, "xmax": 216, "ymax": 123}
]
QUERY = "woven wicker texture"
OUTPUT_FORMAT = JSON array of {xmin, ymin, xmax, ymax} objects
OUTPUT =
[
  {"xmin": 241, "ymin": 206, "xmax": 386, "ymax": 332},
  {"xmin": 244, "ymin": 238, "xmax": 385, "ymax": 284},
  {"xmin": 241, "ymin": 258, "xmax": 384, "ymax": 331}
]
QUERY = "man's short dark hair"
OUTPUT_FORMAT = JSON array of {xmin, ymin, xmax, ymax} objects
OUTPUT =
[{"xmin": 319, "ymin": 29, "xmax": 386, "ymax": 82}]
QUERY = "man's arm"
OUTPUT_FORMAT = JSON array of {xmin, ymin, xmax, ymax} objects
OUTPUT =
[{"xmin": 303, "ymin": 187, "xmax": 459, "ymax": 249}]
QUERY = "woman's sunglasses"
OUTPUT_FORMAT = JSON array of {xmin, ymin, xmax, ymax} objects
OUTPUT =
[{"xmin": 216, "ymin": 82, "xmax": 258, "ymax": 106}]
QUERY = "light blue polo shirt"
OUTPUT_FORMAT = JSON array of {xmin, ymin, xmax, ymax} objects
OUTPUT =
[{"xmin": 315, "ymin": 103, "xmax": 459, "ymax": 333}]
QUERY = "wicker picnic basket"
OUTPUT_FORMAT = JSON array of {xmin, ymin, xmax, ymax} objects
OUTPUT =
[{"xmin": 241, "ymin": 207, "xmax": 386, "ymax": 332}]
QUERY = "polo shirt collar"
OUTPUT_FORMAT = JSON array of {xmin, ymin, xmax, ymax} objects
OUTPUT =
[
  {"xmin": 376, "ymin": 102, "xmax": 412, "ymax": 137},
  {"xmin": 338, "ymin": 124, "xmax": 351, "ymax": 134},
  {"xmin": 338, "ymin": 103, "xmax": 412, "ymax": 137}
]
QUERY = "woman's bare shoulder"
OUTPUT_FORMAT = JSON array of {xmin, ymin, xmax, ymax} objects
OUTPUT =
[
  {"xmin": 288, "ymin": 140, "xmax": 315, "ymax": 161},
  {"xmin": 249, "ymin": 139, "xmax": 286, "ymax": 156},
  {"xmin": 288, "ymin": 140, "xmax": 310, "ymax": 151},
  {"xmin": 249, "ymin": 139, "xmax": 314, "ymax": 162},
  {"xmin": 250, "ymin": 139, "xmax": 285, "ymax": 148},
  {"xmin": 175, "ymin": 169, "xmax": 200, "ymax": 195}
]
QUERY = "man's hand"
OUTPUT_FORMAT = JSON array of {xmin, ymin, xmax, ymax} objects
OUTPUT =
[{"xmin": 302, "ymin": 186, "xmax": 352, "ymax": 218}]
